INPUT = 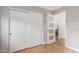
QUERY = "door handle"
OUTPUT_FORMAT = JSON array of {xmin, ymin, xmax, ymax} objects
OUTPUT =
[{"xmin": 9, "ymin": 33, "xmax": 12, "ymax": 35}]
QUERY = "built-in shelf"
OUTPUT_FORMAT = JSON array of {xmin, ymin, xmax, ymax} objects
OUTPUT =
[
  {"xmin": 49, "ymin": 36, "xmax": 53, "ymax": 40},
  {"xmin": 48, "ymin": 27, "xmax": 54, "ymax": 29},
  {"xmin": 48, "ymin": 21, "xmax": 54, "ymax": 23},
  {"xmin": 49, "ymin": 34, "xmax": 54, "ymax": 36},
  {"xmin": 47, "ymin": 14, "xmax": 55, "ymax": 43}
]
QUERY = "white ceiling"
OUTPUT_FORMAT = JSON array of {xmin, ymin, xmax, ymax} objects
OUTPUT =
[{"xmin": 39, "ymin": 6, "xmax": 62, "ymax": 10}]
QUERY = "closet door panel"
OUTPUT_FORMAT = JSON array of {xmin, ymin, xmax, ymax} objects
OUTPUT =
[
  {"xmin": 10, "ymin": 16, "xmax": 29, "ymax": 52},
  {"xmin": 27, "ymin": 12, "xmax": 43, "ymax": 47}
]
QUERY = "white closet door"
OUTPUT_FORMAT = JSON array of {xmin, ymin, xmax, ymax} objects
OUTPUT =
[
  {"xmin": 10, "ymin": 9, "xmax": 43, "ymax": 52},
  {"xmin": 10, "ymin": 10, "xmax": 29, "ymax": 52},
  {"xmin": 27, "ymin": 12, "xmax": 43, "ymax": 47}
]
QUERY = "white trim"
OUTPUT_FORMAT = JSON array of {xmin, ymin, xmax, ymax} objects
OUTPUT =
[
  {"xmin": 66, "ymin": 45, "xmax": 79, "ymax": 52},
  {"xmin": 42, "ymin": 42, "xmax": 47, "ymax": 44}
]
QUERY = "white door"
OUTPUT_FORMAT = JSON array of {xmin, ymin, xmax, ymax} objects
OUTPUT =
[
  {"xmin": 10, "ymin": 9, "xmax": 43, "ymax": 52},
  {"xmin": 10, "ymin": 10, "xmax": 29, "ymax": 52}
]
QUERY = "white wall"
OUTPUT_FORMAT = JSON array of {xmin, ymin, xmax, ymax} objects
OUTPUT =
[
  {"xmin": 67, "ymin": 23, "xmax": 79, "ymax": 51},
  {"xmin": 66, "ymin": 7, "xmax": 79, "ymax": 51},
  {"xmin": 0, "ymin": 7, "xmax": 9, "ymax": 52},
  {"xmin": 54, "ymin": 11, "xmax": 66, "ymax": 39}
]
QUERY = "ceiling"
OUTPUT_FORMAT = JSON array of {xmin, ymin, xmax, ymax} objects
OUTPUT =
[{"xmin": 39, "ymin": 6, "xmax": 63, "ymax": 11}]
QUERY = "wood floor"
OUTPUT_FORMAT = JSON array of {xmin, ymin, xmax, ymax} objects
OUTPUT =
[{"xmin": 15, "ymin": 42, "xmax": 77, "ymax": 53}]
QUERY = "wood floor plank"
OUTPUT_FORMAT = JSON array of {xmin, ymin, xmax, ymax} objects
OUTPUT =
[{"xmin": 15, "ymin": 42, "xmax": 77, "ymax": 53}]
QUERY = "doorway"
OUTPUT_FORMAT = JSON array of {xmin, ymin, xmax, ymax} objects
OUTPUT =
[{"xmin": 54, "ymin": 11, "xmax": 66, "ymax": 46}]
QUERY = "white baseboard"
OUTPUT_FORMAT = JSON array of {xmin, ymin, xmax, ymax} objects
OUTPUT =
[
  {"xmin": 42, "ymin": 42, "xmax": 47, "ymax": 44},
  {"xmin": 47, "ymin": 40, "xmax": 56, "ymax": 44},
  {"xmin": 66, "ymin": 45, "xmax": 79, "ymax": 52}
]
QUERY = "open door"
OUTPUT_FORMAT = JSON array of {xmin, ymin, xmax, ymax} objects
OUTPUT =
[{"xmin": 10, "ymin": 9, "xmax": 43, "ymax": 52}]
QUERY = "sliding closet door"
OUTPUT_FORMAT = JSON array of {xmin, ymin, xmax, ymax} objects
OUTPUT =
[
  {"xmin": 10, "ymin": 9, "xmax": 43, "ymax": 52},
  {"xmin": 10, "ymin": 10, "xmax": 29, "ymax": 52},
  {"xmin": 27, "ymin": 12, "xmax": 43, "ymax": 47}
]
